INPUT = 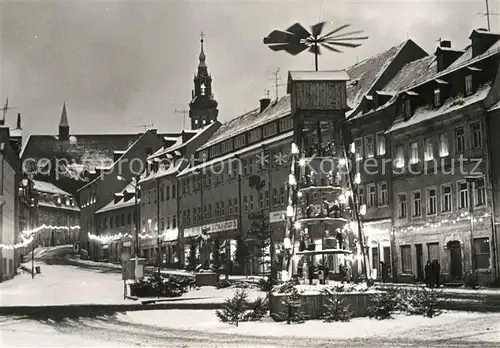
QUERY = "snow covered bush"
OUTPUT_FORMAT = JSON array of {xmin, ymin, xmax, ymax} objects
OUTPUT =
[
  {"xmin": 216, "ymin": 290, "xmax": 269, "ymax": 326},
  {"xmin": 216, "ymin": 289, "xmax": 249, "ymax": 327},
  {"xmin": 321, "ymin": 287, "xmax": 352, "ymax": 322},
  {"xmin": 464, "ymin": 268, "xmax": 479, "ymax": 289},
  {"xmin": 402, "ymin": 286, "xmax": 443, "ymax": 318},
  {"xmin": 368, "ymin": 287, "xmax": 400, "ymax": 320},
  {"xmin": 271, "ymin": 287, "xmax": 307, "ymax": 324}
]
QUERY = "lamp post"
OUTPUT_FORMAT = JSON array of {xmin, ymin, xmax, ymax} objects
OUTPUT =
[
  {"xmin": 118, "ymin": 175, "xmax": 141, "ymax": 257},
  {"xmin": 261, "ymin": 144, "xmax": 276, "ymax": 285}
]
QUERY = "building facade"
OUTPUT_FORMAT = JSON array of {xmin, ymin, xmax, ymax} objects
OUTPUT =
[
  {"xmin": 0, "ymin": 127, "xmax": 20, "ymax": 281},
  {"xmin": 30, "ymin": 180, "xmax": 80, "ymax": 247}
]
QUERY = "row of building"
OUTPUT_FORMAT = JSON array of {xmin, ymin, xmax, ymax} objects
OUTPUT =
[{"xmin": 15, "ymin": 28, "xmax": 500, "ymax": 285}]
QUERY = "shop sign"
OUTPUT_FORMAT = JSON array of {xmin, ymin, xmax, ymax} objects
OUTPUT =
[
  {"xmin": 270, "ymin": 210, "xmax": 286, "ymax": 224},
  {"xmin": 184, "ymin": 219, "xmax": 238, "ymax": 237}
]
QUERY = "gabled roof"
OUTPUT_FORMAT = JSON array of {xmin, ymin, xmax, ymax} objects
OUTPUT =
[
  {"xmin": 33, "ymin": 180, "xmax": 72, "ymax": 196},
  {"xmin": 200, "ymin": 95, "xmax": 291, "ymax": 150},
  {"xmin": 150, "ymin": 123, "xmax": 217, "ymax": 159},
  {"xmin": 288, "ymin": 70, "xmax": 350, "ymax": 83},
  {"xmin": 77, "ymin": 130, "xmax": 154, "ymax": 191},
  {"xmin": 345, "ymin": 40, "xmax": 409, "ymax": 110},
  {"xmin": 95, "ymin": 182, "xmax": 138, "ymax": 214},
  {"xmin": 387, "ymin": 84, "xmax": 491, "ymax": 134},
  {"xmin": 381, "ymin": 55, "xmax": 436, "ymax": 93}
]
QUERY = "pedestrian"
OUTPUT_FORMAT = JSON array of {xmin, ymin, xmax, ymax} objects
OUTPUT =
[
  {"xmin": 380, "ymin": 261, "xmax": 388, "ymax": 283},
  {"xmin": 308, "ymin": 263, "xmax": 315, "ymax": 285},
  {"xmin": 424, "ymin": 260, "xmax": 432, "ymax": 287},
  {"xmin": 336, "ymin": 228, "xmax": 343, "ymax": 249},
  {"xmin": 433, "ymin": 259, "xmax": 441, "ymax": 287}
]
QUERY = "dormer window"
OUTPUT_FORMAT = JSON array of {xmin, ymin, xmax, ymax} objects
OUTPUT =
[
  {"xmin": 56, "ymin": 197, "xmax": 61, "ymax": 205},
  {"xmin": 404, "ymin": 98, "xmax": 412, "ymax": 118},
  {"xmin": 433, "ymin": 88, "xmax": 441, "ymax": 107},
  {"xmin": 465, "ymin": 74, "xmax": 473, "ymax": 96}
]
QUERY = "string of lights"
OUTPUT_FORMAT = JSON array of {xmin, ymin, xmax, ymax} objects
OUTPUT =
[{"xmin": 0, "ymin": 224, "xmax": 80, "ymax": 250}]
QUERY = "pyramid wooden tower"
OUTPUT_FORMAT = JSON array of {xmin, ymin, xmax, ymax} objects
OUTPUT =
[{"xmin": 281, "ymin": 71, "xmax": 368, "ymax": 283}]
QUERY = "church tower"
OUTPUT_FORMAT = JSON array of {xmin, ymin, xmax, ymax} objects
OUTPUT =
[
  {"xmin": 189, "ymin": 32, "xmax": 218, "ymax": 130},
  {"xmin": 59, "ymin": 102, "xmax": 70, "ymax": 141}
]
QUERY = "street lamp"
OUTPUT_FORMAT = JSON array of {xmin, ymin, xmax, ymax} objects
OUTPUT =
[{"xmin": 117, "ymin": 175, "xmax": 141, "ymax": 257}]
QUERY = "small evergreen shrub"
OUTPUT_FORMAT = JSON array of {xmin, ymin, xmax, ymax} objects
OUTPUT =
[
  {"xmin": 271, "ymin": 287, "xmax": 307, "ymax": 324},
  {"xmin": 322, "ymin": 287, "xmax": 352, "ymax": 322},
  {"xmin": 244, "ymin": 296, "xmax": 269, "ymax": 321},
  {"xmin": 368, "ymin": 287, "xmax": 400, "ymax": 320},
  {"xmin": 215, "ymin": 290, "xmax": 270, "ymax": 326},
  {"xmin": 215, "ymin": 289, "xmax": 249, "ymax": 327},
  {"xmin": 404, "ymin": 286, "xmax": 443, "ymax": 318}
]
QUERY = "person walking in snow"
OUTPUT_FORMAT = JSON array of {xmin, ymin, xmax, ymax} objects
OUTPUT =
[{"xmin": 424, "ymin": 260, "xmax": 432, "ymax": 287}]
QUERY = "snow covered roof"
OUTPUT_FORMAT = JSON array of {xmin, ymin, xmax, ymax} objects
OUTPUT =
[
  {"xmin": 95, "ymin": 182, "xmax": 138, "ymax": 214},
  {"xmin": 179, "ymin": 131, "xmax": 293, "ymax": 177},
  {"xmin": 38, "ymin": 201, "xmax": 80, "ymax": 212},
  {"xmin": 345, "ymin": 40, "xmax": 408, "ymax": 110},
  {"xmin": 381, "ymin": 55, "xmax": 437, "ymax": 93},
  {"xmin": 387, "ymin": 84, "xmax": 491, "ymax": 134},
  {"xmin": 33, "ymin": 180, "xmax": 72, "ymax": 196},
  {"xmin": 9, "ymin": 128, "xmax": 22, "ymax": 138},
  {"xmin": 140, "ymin": 158, "xmax": 186, "ymax": 183},
  {"xmin": 150, "ymin": 123, "xmax": 216, "ymax": 159},
  {"xmin": 489, "ymin": 100, "xmax": 500, "ymax": 112},
  {"xmin": 200, "ymin": 95, "xmax": 291, "ymax": 150}
]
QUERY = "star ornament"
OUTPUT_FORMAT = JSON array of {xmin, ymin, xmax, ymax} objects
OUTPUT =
[
  {"xmin": 274, "ymin": 152, "xmax": 288, "ymax": 166},
  {"xmin": 256, "ymin": 152, "xmax": 269, "ymax": 166}
]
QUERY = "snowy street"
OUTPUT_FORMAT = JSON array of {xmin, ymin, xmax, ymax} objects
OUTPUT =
[
  {"xmin": 2, "ymin": 310, "xmax": 500, "ymax": 347},
  {"xmin": 1, "ymin": 260, "xmax": 499, "ymax": 347}
]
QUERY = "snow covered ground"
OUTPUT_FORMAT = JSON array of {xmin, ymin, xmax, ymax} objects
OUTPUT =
[
  {"xmin": 119, "ymin": 309, "xmax": 500, "ymax": 342},
  {"xmin": 1, "ymin": 311, "xmax": 499, "ymax": 347},
  {"xmin": 0, "ymin": 263, "xmax": 264, "ymax": 307}
]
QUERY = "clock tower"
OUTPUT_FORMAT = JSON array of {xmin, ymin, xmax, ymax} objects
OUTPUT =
[{"xmin": 189, "ymin": 32, "xmax": 219, "ymax": 130}]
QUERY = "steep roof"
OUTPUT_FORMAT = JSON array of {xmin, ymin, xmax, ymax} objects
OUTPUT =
[
  {"xmin": 345, "ymin": 40, "xmax": 408, "ymax": 109},
  {"xmin": 381, "ymin": 55, "xmax": 436, "ymax": 93},
  {"xmin": 95, "ymin": 182, "xmax": 138, "ymax": 214},
  {"xmin": 200, "ymin": 95, "xmax": 291, "ymax": 150},
  {"xmin": 33, "ymin": 180, "xmax": 71, "ymax": 196}
]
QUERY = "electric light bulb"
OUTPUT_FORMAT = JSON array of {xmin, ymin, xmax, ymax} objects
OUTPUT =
[
  {"xmin": 286, "ymin": 205, "xmax": 294, "ymax": 217},
  {"xmin": 297, "ymin": 191, "xmax": 303, "ymax": 198},
  {"xmin": 291, "ymin": 143, "xmax": 299, "ymax": 154},
  {"xmin": 294, "ymin": 221, "xmax": 301, "ymax": 230},
  {"xmin": 299, "ymin": 158, "xmax": 306, "ymax": 166},
  {"xmin": 350, "ymin": 143, "xmax": 356, "ymax": 153},
  {"xmin": 354, "ymin": 173, "xmax": 361, "ymax": 184},
  {"xmin": 339, "ymin": 158, "xmax": 347, "ymax": 166}
]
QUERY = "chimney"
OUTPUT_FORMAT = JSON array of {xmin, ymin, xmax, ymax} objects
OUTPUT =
[
  {"xmin": 469, "ymin": 29, "xmax": 500, "ymax": 57},
  {"xmin": 113, "ymin": 193, "xmax": 122, "ymax": 204},
  {"xmin": 16, "ymin": 113, "xmax": 21, "ymax": 129},
  {"xmin": 259, "ymin": 98, "xmax": 271, "ymax": 113},
  {"xmin": 434, "ymin": 40, "xmax": 463, "ymax": 72},
  {"xmin": 113, "ymin": 151, "xmax": 123, "ymax": 162}
]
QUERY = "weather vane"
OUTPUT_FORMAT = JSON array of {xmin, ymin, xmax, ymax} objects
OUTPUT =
[{"xmin": 263, "ymin": 22, "xmax": 368, "ymax": 71}]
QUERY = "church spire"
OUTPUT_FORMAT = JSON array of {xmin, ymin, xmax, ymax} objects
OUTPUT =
[
  {"xmin": 189, "ymin": 31, "xmax": 218, "ymax": 130},
  {"xmin": 198, "ymin": 31, "xmax": 206, "ymax": 68},
  {"xmin": 59, "ymin": 102, "xmax": 70, "ymax": 141}
]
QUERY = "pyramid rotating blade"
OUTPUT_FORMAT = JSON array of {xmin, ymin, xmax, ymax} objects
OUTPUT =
[
  {"xmin": 286, "ymin": 23, "xmax": 312, "ymax": 40},
  {"xmin": 320, "ymin": 24, "xmax": 351, "ymax": 40},
  {"xmin": 321, "ymin": 42, "xmax": 342, "ymax": 53},
  {"xmin": 311, "ymin": 21, "xmax": 326, "ymax": 38},
  {"xmin": 326, "ymin": 41, "xmax": 362, "ymax": 48},
  {"xmin": 328, "ymin": 29, "xmax": 366, "ymax": 39},
  {"xmin": 263, "ymin": 30, "xmax": 299, "ymax": 44}
]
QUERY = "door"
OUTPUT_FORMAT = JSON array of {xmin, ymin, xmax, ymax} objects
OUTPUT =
[
  {"xmin": 449, "ymin": 241, "xmax": 462, "ymax": 280},
  {"xmin": 383, "ymin": 247, "xmax": 392, "ymax": 278},
  {"xmin": 416, "ymin": 244, "xmax": 424, "ymax": 281}
]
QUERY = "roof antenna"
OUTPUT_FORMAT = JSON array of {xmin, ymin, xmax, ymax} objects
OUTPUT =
[
  {"xmin": 175, "ymin": 109, "xmax": 189, "ymax": 130},
  {"xmin": 1, "ymin": 97, "xmax": 17, "ymax": 125},
  {"xmin": 269, "ymin": 68, "xmax": 286, "ymax": 100}
]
